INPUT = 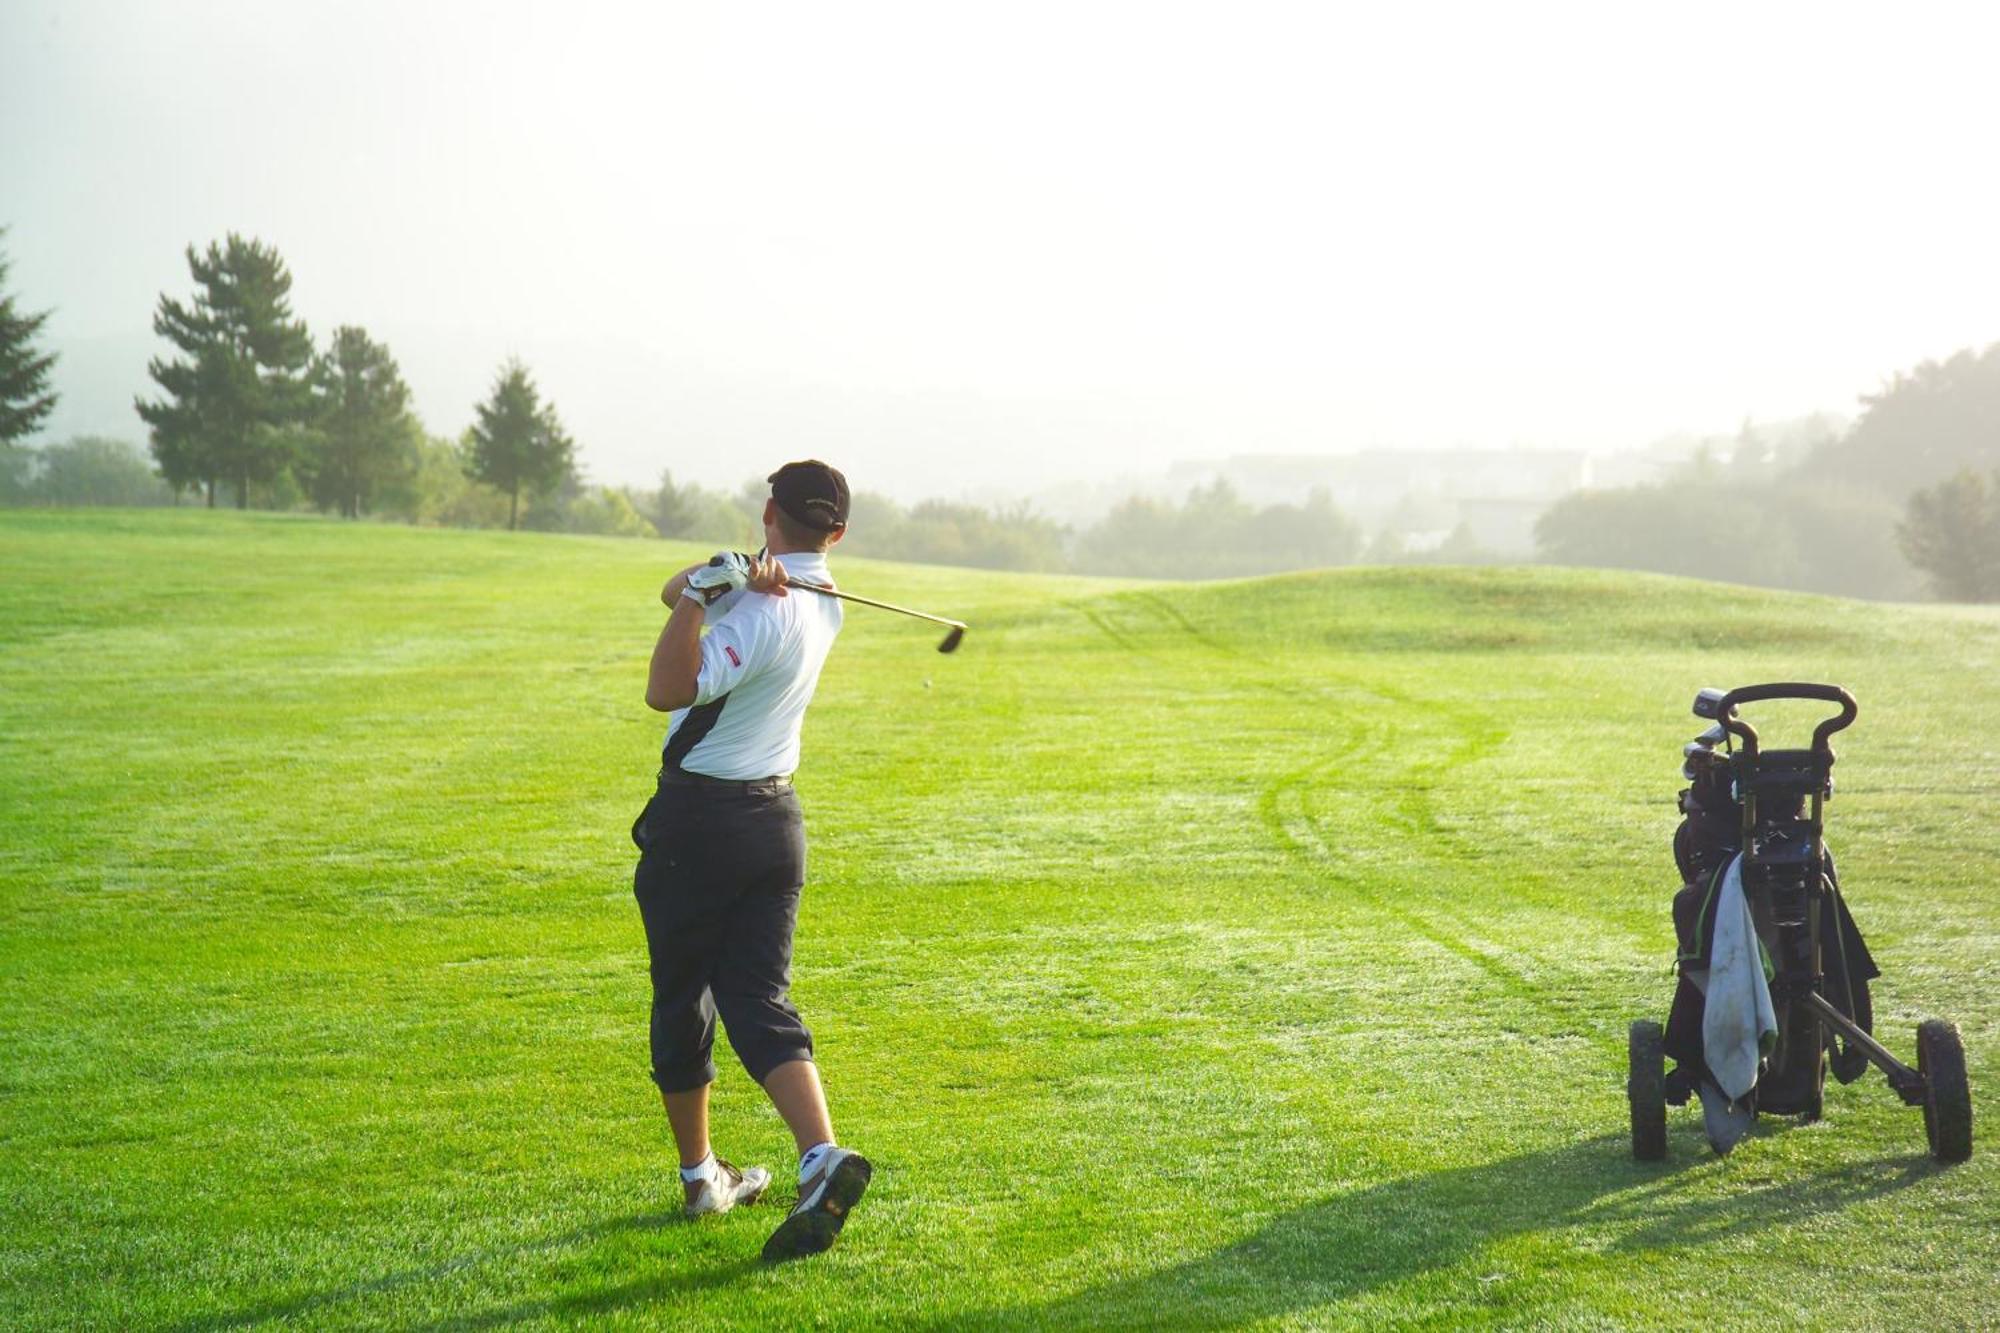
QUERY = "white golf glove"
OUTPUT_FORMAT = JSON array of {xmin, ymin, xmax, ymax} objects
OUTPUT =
[{"xmin": 683, "ymin": 551, "xmax": 752, "ymax": 606}]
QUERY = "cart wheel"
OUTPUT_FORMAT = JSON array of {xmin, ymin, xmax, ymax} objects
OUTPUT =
[
  {"xmin": 1917, "ymin": 1019, "xmax": 1972, "ymax": 1163},
  {"xmin": 1629, "ymin": 1020, "xmax": 1668, "ymax": 1161},
  {"xmin": 1802, "ymin": 1050, "xmax": 1826, "ymax": 1124}
]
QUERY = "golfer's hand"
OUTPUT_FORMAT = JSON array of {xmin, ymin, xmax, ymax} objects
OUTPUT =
[
  {"xmin": 684, "ymin": 551, "xmax": 752, "ymax": 606},
  {"xmin": 746, "ymin": 553, "xmax": 789, "ymax": 598}
]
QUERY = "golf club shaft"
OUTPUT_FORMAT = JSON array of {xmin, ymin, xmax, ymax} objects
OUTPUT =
[{"xmin": 787, "ymin": 578, "xmax": 966, "ymax": 631}]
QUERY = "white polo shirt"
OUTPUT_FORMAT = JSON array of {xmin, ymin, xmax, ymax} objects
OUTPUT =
[{"xmin": 662, "ymin": 550, "xmax": 844, "ymax": 780}]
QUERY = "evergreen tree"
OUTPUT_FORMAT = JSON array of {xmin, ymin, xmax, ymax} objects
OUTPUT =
[
  {"xmin": 0, "ymin": 229, "xmax": 59, "ymax": 448},
  {"xmin": 644, "ymin": 468, "xmax": 762, "ymax": 543},
  {"xmin": 304, "ymin": 326, "xmax": 416, "ymax": 518},
  {"xmin": 135, "ymin": 235, "xmax": 313, "ymax": 508},
  {"xmin": 463, "ymin": 359, "xmax": 576, "ymax": 530}
]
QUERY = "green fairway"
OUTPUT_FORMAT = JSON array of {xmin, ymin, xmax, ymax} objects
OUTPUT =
[{"xmin": 3, "ymin": 509, "xmax": 1996, "ymax": 1330}]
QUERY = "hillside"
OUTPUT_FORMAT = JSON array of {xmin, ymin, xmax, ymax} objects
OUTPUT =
[{"xmin": 2, "ymin": 510, "xmax": 1995, "ymax": 1329}]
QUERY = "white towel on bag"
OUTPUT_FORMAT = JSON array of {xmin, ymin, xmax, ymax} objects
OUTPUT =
[{"xmin": 1702, "ymin": 854, "xmax": 1778, "ymax": 1101}]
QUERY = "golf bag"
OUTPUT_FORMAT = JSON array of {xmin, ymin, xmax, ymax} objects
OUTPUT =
[
  {"xmin": 1662, "ymin": 727, "xmax": 1881, "ymax": 1109},
  {"xmin": 1632, "ymin": 684, "xmax": 1973, "ymax": 1162}
]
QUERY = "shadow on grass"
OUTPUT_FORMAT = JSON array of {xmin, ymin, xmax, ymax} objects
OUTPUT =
[
  {"xmin": 935, "ymin": 1134, "xmax": 1940, "ymax": 1330},
  {"xmin": 434, "ymin": 1256, "xmax": 765, "ymax": 1331},
  {"xmin": 181, "ymin": 1133, "xmax": 1940, "ymax": 1330},
  {"xmin": 172, "ymin": 1208, "xmax": 731, "ymax": 1332}
]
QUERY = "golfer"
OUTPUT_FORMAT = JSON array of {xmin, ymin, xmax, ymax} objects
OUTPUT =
[{"xmin": 631, "ymin": 460, "xmax": 871, "ymax": 1262}]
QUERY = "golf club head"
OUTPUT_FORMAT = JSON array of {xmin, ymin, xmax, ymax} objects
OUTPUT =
[
  {"xmin": 1683, "ymin": 747, "xmax": 1729, "ymax": 780},
  {"xmin": 1697, "ymin": 723, "xmax": 1727, "ymax": 746},
  {"xmin": 937, "ymin": 625, "xmax": 966, "ymax": 654},
  {"xmin": 1692, "ymin": 687, "xmax": 1729, "ymax": 720}
]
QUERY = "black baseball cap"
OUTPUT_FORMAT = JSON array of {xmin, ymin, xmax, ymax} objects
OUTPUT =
[{"xmin": 768, "ymin": 459, "xmax": 850, "ymax": 531}]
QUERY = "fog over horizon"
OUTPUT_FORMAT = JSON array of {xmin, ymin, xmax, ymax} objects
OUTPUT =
[{"xmin": 6, "ymin": 1, "xmax": 1999, "ymax": 503}]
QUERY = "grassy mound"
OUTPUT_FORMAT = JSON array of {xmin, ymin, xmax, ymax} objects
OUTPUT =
[{"xmin": 2, "ymin": 509, "xmax": 1995, "ymax": 1328}]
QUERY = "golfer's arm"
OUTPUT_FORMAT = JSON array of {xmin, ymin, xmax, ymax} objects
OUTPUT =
[
  {"xmin": 645, "ymin": 597, "xmax": 705, "ymax": 712},
  {"xmin": 660, "ymin": 563, "xmax": 704, "ymax": 607}
]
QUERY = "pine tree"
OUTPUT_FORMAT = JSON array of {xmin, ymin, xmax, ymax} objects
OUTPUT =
[
  {"xmin": 303, "ymin": 326, "xmax": 416, "ymax": 518},
  {"xmin": 463, "ymin": 359, "xmax": 577, "ymax": 530},
  {"xmin": 135, "ymin": 235, "xmax": 313, "ymax": 508},
  {"xmin": 0, "ymin": 228, "xmax": 59, "ymax": 448}
]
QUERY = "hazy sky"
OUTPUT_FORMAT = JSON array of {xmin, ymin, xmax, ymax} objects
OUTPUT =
[{"xmin": 5, "ymin": 1, "xmax": 1998, "ymax": 498}]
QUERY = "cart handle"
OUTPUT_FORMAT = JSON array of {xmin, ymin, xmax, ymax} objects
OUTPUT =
[{"xmin": 1716, "ymin": 682, "xmax": 1858, "ymax": 755}]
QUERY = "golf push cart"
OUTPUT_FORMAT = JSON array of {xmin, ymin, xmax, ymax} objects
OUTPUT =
[{"xmin": 1628, "ymin": 683, "xmax": 1973, "ymax": 1162}]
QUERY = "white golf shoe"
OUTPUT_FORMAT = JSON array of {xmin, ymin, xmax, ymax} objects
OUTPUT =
[{"xmin": 682, "ymin": 1158, "xmax": 772, "ymax": 1219}]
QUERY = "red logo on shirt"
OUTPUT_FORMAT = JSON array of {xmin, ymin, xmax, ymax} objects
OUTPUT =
[{"xmin": 724, "ymin": 645, "xmax": 741, "ymax": 667}]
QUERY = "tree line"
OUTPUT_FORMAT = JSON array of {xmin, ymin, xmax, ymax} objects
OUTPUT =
[
  {"xmin": 641, "ymin": 471, "xmax": 1361, "ymax": 578},
  {"xmin": 6, "ymin": 227, "xmax": 1998, "ymax": 595},
  {"xmin": 131, "ymin": 234, "xmax": 577, "ymax": 528},
  {"xmin": 1533, "ymin": 344, "xmax": 2000, "ymax": 601},
  {"xmin": 1, "ymin": 229, "xmax": 1376, "ymax": 574},
  {"xmin": 0, "ymin": 230, "xmax": 585, "ymax": 529}
]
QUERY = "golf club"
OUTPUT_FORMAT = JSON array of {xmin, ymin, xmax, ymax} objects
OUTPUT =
[
  {"xmin": 788, "ymin": 578, "xmax": 967, "ymax": 653},
  {"xmin": 1683, "ymin": 739, "xmax": 1728, "ymax": 780}
]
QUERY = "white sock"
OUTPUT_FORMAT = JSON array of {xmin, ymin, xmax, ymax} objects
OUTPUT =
[
  {"xmin": 680, "ymin": 1152, "xmax": 718, "ymax": 1184},
  {"xmin": 798, "ymin": 1141, "xmax": 835, "ymax": 1182}
]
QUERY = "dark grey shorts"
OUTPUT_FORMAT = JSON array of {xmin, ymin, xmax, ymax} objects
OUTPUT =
[{"xmin": 632, "ymin": 780, "xmax": 814, "ymax": 1092}]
